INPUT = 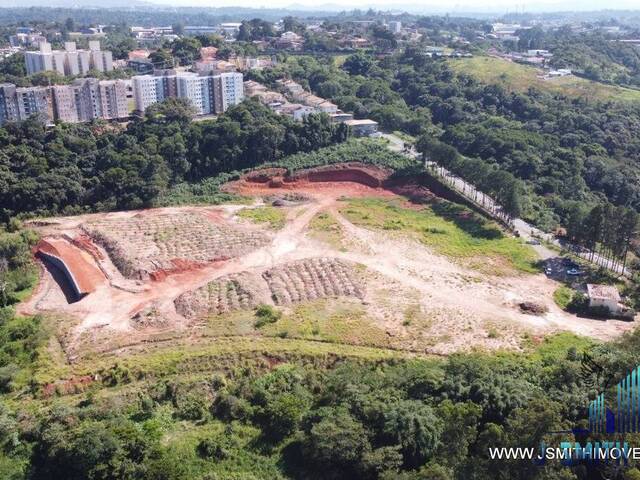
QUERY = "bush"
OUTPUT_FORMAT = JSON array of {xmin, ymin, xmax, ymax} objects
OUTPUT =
[
  {"xmin": 197, "ymin": 437, "xmax": 229, "ymax": 460},
  {"xmin": 254, "ymin": 304, "xmax": 281, "ymax": 328}
]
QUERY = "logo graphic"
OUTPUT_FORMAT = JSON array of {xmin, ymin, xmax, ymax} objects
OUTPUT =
[{"xmin": 588, "ymin": 362, "xmax": 640, "ymax": 434}]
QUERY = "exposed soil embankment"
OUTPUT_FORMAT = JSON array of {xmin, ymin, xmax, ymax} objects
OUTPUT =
[
  {"xmin": 36, "ymin": 238, "xmax": 106, "ymax": 299},
  {"xmin": 225, "ymin": 163, "xmax": 394, "ymax": 192}
]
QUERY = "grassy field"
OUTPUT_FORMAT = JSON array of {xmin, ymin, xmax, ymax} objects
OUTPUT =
[
  {"xmin": 308, "ymin": 212, "xmax": 345, "ymax": 250},
  {"xmin": 236, "ymin": 206, "xmax": 286, "ymax": 229},
  {"xmin": 340, "ymin": 197, "xmax": 538, "ymax": 274},
  {"xmin": 449, "ymin": 56, "xmax": 640, "ymax": 103}
]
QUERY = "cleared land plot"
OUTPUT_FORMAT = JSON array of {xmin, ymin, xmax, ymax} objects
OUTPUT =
[
  {"xmin": 174, "ymin": 272, "xmax": 266, "ymax": 320},
  {"xmin": 82, "ymin": 212, "xmax": 269, "ymax": 280},
  {"xmin": 236, "ymin": 206, "xmax": 286, "ymax": 229},
  {"xmin": 450, "ymin": 56, "xmax": 640, "ymax": 103},
  {"xmin": 340, "ymin": 197, "xmax": 538, "ymax": 275},
  {"xmin": 263, "ymin": 258, "xmax": 364, "ymax": 305}
]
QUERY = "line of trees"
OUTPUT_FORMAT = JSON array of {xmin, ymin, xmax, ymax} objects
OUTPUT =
[
  {"xmin": 416, "ymin": 135, "xmax": 523, "ymax": 223},
  {"xmin": 565, "ymin": 202, "xmax": 639, "ymax": 272}
]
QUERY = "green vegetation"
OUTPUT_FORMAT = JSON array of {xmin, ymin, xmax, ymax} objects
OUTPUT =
[
  {"xmin": 1, "ymin": 98, "xmax": 348, "ymax": 222},
  {"xmin": 237, "ymin": 205, "xmax": 286, "ymax": 229},
  {"xmin": 553, "ymin": 285, "xmax": 575, "ymax": 310},
  {"xmin": 260, "ymin": 299, "xmax": 390, "ymax": 347},
  {"xmin": 308, "ymin": 212, "xmax": 344, "ymax": 249},
  {"xmin": 341, "ymin": 197, "xmax": 538, "ymax": 274},
  {"xmin": 448, "ymin": 56, "xmax": 640, "ymax": 103},
  {"xmin": 254, "ymin": 304, "xmax": 282, "ymax": 328}
]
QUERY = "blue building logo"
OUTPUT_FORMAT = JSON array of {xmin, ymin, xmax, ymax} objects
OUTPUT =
[{"xmin": 588, "ymin": 365, "xmax": 640, "ymax": 435}]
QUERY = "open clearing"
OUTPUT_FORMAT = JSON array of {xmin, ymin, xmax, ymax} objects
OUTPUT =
[
  {"xmin": 19, "ymin": 163, "xmax": 635, "ymax": 377},
  {"xmin": 450, "ymin": 56, "xmax": 640, "ymax": 103}
]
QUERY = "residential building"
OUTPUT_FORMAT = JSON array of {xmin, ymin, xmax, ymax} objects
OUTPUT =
[
  {"xmin": 132, "ymin": 71, "xmax": 243, "ymax": 115},
  {"xmin": 25, "ymin": 41, "xmax": 113, "ymax": 76},
  {"xmin": 15, "ymin": 86, "xmax": 53, "ymax": 124},
  {"xmin": 132, "ymin": 75, "xmax": 166, "ymax": 112},
  {"xmin": 587, "ymin": 284, "xmax": 623, "ymax": 315},
  {"xmin": 344, "ymin": 119, "xmax": 379, "ymax": 136},
  {"xmin": 212, "ymin": 72, "xmax": 244, "ymax": 113},
  {"xmin": 0, "ymin": 84, "xmax": 19, "ymax": 124},
  {"xmin": 177, "ymin": 74, "xmax": 214, "ymax": 115},
  {"xmin": 99, "ymin": 80, "xmax": 129, "ymax": 120},
  {"xmin": 387, "ymin": 21, "xmax": 402, "ymax": 34}
]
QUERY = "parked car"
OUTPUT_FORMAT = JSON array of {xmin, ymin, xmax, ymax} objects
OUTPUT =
[
  {"xmin": 567, "ymin": 268, "xmax": 583, "ymax": 276},
  {"xmin": 545, "ymin": 267, "xmax": 553, "ymax": 276}
]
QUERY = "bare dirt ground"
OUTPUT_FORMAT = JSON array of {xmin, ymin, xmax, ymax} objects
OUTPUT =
[{"xmin": 20, "ymin": 167, "xmax": 635, "ymax": 361}]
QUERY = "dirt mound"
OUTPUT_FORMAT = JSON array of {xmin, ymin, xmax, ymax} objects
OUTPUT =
[
  {"xmin": 174, "ymin": 272, "xmax": 266, "ymax": 320},
  {"xmin": 226, "ymin": 162, "xmax": 393, "ymax": 192},
  {"xmin": 36, "ymin": 238, "xmax": 106, "ymax": 297},
  {"xmin": 82, "ymin": 212, "xmax": 269, "ymax": 281},
  {"xmin": 263, "ymin": 258, "xmax": 364, "ymax": 305}
]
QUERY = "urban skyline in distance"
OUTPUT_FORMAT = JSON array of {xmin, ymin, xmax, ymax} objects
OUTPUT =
[{"xmin": 2, "ymin": 0, "xmax": 640, "ymax": 14}]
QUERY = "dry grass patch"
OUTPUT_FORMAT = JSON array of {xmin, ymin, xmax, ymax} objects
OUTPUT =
[{"xmin": 308, "ymin": 212, "xmax": 345, "ymax": 250}]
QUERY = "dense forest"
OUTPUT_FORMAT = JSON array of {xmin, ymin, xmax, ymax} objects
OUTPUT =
[
  {"xmin": 0, "ymin": 98, "xmax": 348, "ymax": 221},
  {"xmin": 252, "ymin": 51, "xmax": 640, "ymax": 230}
]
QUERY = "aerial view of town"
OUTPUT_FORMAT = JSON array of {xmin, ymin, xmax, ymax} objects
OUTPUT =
[{"xmin": 1, "ymin": 1, "xmax": 640, "ymax": 478}]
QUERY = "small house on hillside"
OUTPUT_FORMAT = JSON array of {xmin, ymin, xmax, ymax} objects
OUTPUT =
[
  {"xmin": 586, "ymin": 284, "xmax": 622, "ymax": 314},
  {"xmin": 345, "ymin": 119, "xmax": 379, "ymax": 137}
]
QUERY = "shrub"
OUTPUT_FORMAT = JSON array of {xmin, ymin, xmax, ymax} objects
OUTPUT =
[
  {"xmin": 254, "ymin": 304, "xmax": 281, "ymax": 328},
  {"xmin": 197, "ymin": 437, "xmax": 229, "ymax": 460}
]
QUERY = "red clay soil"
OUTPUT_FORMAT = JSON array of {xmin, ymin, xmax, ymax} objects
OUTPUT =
[
  {"xmin": 70, "ymin": 234, "xmax": 104, "ymax": 261},
  {"xmin": 148, "ymin": 258, "xmax": 229, "ymax": 282},
  {"xmin": 226, "ymin": 162, "xmax": 437, "ymax": 203},
  {"xmin": 226, "ymin": 163, "xmax": 394, "ymax": 192},
  {"xmin": 36, "ymin": 238, "xmax": 106, "ymax": 295}
]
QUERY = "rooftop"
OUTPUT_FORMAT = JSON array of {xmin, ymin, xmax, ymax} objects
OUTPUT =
[{"xmin": 587, "ymin": 284, "xmax": 621, "ymax": 302}]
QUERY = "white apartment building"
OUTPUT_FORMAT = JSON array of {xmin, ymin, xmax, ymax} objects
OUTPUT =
[
  {"xmin": 132, "ymin": 72, "xmax": 243, "ymax": 115},
  {"xmin": 25, "ymin": 41, "xmax": 113, "ymax": 76},
  {"xmin": 176, "ymin": 74, "xmax": 213, "ymax": 115},
  {"xmin": 132, "ymin": 75, "xmax": 166, "ymax": 113},
  {"xmin": 213, "ymin": 72, "xmax": 244, "ymax": 114}
]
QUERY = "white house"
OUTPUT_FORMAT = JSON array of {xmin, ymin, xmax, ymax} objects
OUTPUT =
[{"xmin": 587, "ymin": 284, "xmax": 621, "ymax": 314}]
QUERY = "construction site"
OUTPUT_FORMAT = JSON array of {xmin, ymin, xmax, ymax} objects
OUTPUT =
[{"xmin": 20, "ymin": 162, "xmax": 636, "ymax": 366}]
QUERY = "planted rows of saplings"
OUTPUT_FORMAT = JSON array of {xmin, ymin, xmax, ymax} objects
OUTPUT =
[
  {"xmin": 82, "ymin": 212, "xmax": 269, "ymax": 280},
  {"xmin": 174, "ymin": 272, "xmax": 264, "ymax": 320},
  {"xmin": 173, "ymin": 258, "xmax": 365, "ymax": 321},
  {"xmin": 262, "ymin": 258, "xmax": 364, "ymax": 305}
]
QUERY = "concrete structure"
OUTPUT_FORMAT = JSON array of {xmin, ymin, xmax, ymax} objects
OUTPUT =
[
  {"xmin": 212, "ymin": 72, "xmax": 244, "ymax": 113},
  {"xmin": 25, "ymin": 41, "xmax": 113, "ymax": 76},
  {"xmin": 587, "ymin": 284, "xmax": 622, "ymax": 314},
  {"xmin": 15, "ymin": 86, "xmax": 53, "ymax": 124},
  {"xmin": 177, "ymin": 74, "xmax": 214, "ymax": 115},
  {"xmin": 345, "ymin": 119, "xmax": 379, "ymax": 136},
  {"xmin": 0, "ymin": 84, "xmax": 19, "ymax": 124},
  {"xmin": 387, "ymin": 21, "xmax": 402, "ymax": 34},
  {"xmin": 132, "ymin": 71, "xmax": 243, "ymax": 115},
  {"xmin": 132, "ymin": 75, "xmax": 166, "ymax": 113}
]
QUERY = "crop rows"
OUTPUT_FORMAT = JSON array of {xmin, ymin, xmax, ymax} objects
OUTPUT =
[
  {"xmin": 174, "ymin": 272, "xmax": 262, "ymax": 320},
  {"xmin": 263, "ymin": 258, "xmax": 364, "ymax": 305},
  {"xmin": 82, "ymin": 212, "xmax": 269, "ymax": 279}
]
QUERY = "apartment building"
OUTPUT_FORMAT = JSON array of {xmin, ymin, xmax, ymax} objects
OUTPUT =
[
  {"xmin": 25, "ymin": 41, "xmax": 113, "ymax": 76},
  {"xmin": 1, "ymin": 78, "xmax": 128, "ymax": 126},
  {"xmin": 15, "ymin": 86, "xmax": 54, "ymax": 124},
  {"xmin": 212, "ymin": 72, "xmax": 244, "ymax": 114},
  {"xmin": 132, "ymin": 71, "xmax": 243, "ymax": 115}
]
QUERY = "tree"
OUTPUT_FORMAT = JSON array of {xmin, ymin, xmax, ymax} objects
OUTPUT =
[
  {"xmin": 343, "ymin": 52, "xmax": 374, "ymax": 76},
  {"xmin": 382, "ymin": 400, "xmax": 443, "ymax": 468}
]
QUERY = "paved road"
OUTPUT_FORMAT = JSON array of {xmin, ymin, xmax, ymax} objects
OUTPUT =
[{"xmin": 381, "ymin": 133, "xmax": 629, "ymax": 276}]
